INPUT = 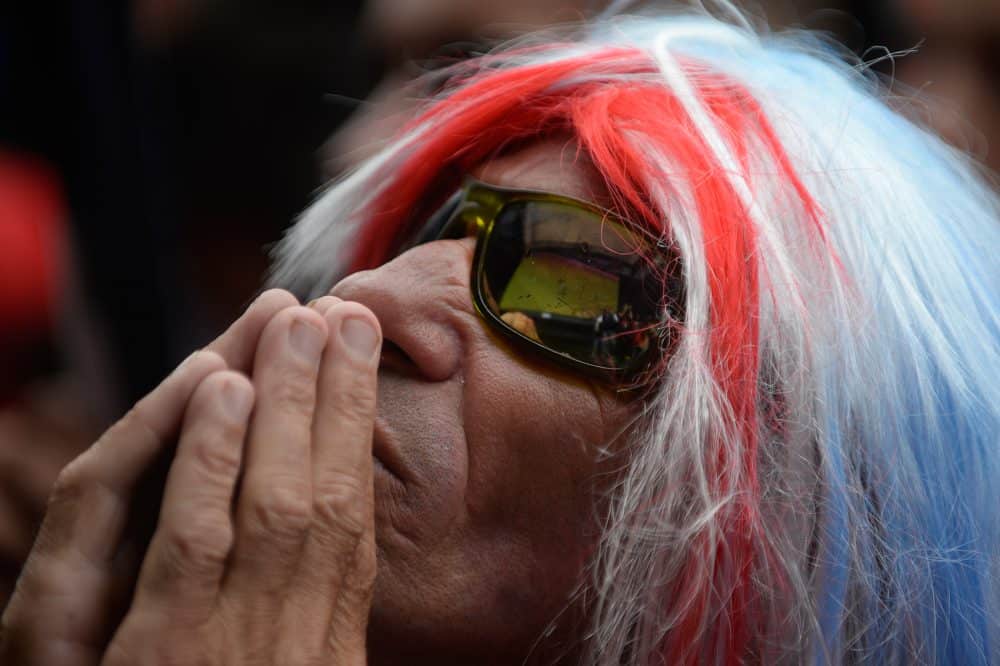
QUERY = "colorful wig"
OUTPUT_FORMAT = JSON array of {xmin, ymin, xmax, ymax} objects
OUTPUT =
[{"xmin": 271, "ymin": 6, "xmax": 1000, "ymax": 665}]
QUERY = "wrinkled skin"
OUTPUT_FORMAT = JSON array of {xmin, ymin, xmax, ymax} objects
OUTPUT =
[
  {"xmin": 0, "ymin": 139, "xmax": 636, "ymax": 665},
  {"xmin": 358, "ymin": 139, "xmax": 635, "ymax": 664}
]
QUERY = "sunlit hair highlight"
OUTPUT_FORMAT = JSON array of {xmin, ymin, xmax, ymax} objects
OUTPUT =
[{"xmin": 272, "ymin": 8, "xmax": 1000, "ymax": 665}]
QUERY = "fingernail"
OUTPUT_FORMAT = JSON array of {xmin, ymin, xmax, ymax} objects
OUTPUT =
[
  {"xmin": 222, "ymin": 380, "xmax": 253, "ymax": 420},
  {"xmin": 289, "ymin": 319, "xmax": 325, "ymax": 361},
  {"xmin": 340, "ymin": 317, "xmax": 379, "ymax": 360}
]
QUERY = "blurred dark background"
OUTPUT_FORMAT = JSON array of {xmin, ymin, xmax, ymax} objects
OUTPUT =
[{"xmin": 1, "ymin": 0, "xmax": 998, "ymax": 607}]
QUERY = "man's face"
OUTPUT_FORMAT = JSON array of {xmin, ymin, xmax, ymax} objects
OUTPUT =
[{"xmin": 328, "ymin": 138, "xmax": 637, "ymax": 663}]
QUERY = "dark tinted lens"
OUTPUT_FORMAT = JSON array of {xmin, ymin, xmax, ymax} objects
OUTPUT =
[{"xmin": 479, "ymin": 201, "xmax": 661, "ymax": 371}]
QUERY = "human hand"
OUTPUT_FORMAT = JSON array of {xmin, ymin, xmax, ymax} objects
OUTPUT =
[{"xmin": 0, "ymin": 291, "xmax": 381, "ymax": 666}]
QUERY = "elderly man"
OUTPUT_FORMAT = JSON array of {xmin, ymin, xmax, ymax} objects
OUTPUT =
[{"xmin": 3, "ymin": 9, "xmax": 999, "ymax": 665}]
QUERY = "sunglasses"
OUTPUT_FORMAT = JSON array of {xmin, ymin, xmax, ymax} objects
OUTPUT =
[{"xmin": 394, "ymin": 178, "xmax": 678, "ymax": 383}]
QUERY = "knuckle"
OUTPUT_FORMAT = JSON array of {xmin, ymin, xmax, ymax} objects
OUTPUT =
[
  {"xmin": 49, "ymin": 458, "xmax": 89, "ymax": 506},
  {"xmin": 344, "ymin": 556, "xmax": 377, "ymax": 600},
  {"xmin": 341, "ymin": 535, "xmax": 377, "ymax": 595},
  {"xmin": 118, "ymin": 403, "xmax": 161, "ymax": 444},
  {"xmin": 190, "ymin": 428, "xmax": 242, "ymax": 480},
  {"xmin": 338, "ymin": 383, "xmax": 377, "ymax": 417},
  {"xmin": 323, "ymin": 383, "xmax": 376, "ymax": 431},
  {"xmin": 271, "ymin": 378, "xmax": 317, "ymax": 417},
  {"xmin": 312, "ymin": 477, "xmax": 367, "ymax": 543},
  {"xmin": 198, "ymin": 368, "xmax": 247, "ymax": 399},
  {"xmin": 161, "ymin": 512, "xmax": 233, "ymax": 573},
  {"xmin": 247, "ymin": 484, "xmax": 313, "ymax": 539},
  {"xmin": 14, "ymin": 551, "xmax": 77, "ymax": 600}
]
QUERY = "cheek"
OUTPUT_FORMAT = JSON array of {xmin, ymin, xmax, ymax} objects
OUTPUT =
[
  {"xmin": 368, "ymin": 344, "xmax": 625, "ymax": 660},
  {"xmin": 437, "ymin": 343, "xmax": 633, "ymax": 651},
  {"xmin": 461, "ymin": 342, "xmax": 615, "ymax": 553}
]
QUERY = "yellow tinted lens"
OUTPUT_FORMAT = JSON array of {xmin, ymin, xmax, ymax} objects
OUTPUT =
[
  {"xmin": 480, "ymin": 200, "xmax": 658, "ymax": 370},
  {"xmin": 498, "ymin": 253, "xmax": 619, "ymax": 318}
]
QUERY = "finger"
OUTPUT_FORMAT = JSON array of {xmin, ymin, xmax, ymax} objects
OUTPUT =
[
  {"xmin": 38, "ymin": 350, "xmax": 226, "ymax": 564},
  {"xmin": 119, "ymin": 289, "xmax": 297, "ymax": 550},
  {"xmin": 206, "ymin": 288, "xmax": 299, "ymax": 371},
  {"xmin": 282, "ymin": 303, "xmax": 381, "ymax": 654},
  {"xmin": 310, "ymin": 303, "xmax": 381, "ymax": 548},
  {"xmin": 0, "ymin": 351, "xmax": 225, "ymax": 664},
  {"xmin": 226, "ymin": 306, "xmax": 327, "ymax": 594},
  {"xmin": 132, "ymin": 371, "xmax": 253, "ymax": 616},
  {"xmin": 308, "ymin": 295, "xmax": 342, "ymax": 317}
]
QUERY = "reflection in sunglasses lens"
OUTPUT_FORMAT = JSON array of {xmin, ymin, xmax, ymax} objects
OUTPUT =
[{"xmin": 481, "ymin": 202, "xmax": 657, "ymax": 371}]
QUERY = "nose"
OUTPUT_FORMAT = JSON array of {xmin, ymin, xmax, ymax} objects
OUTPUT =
[{"xmin": 330, "ymin": 238, "xmax": 477, "ymax": 382}]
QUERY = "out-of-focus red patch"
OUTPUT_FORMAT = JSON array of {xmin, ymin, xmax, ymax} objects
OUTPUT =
[{"xmin": 0, "ymin": 151, "xmax": 65, "ymax": 337}]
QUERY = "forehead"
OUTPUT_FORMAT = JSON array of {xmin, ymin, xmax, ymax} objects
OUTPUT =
[{"xmin": 471, "ymin": 136, "xmax": 613, "ymax": 209}]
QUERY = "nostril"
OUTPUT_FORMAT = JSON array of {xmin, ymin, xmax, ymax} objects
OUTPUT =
[{"xmin": 379, "ymin": 339, "xmax": 419, "ymax": 376}]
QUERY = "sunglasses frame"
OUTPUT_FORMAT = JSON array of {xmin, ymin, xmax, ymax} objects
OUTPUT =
[{"xmin": 408, "ymin": 177, "xmax": 670, "ymax": 384}]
